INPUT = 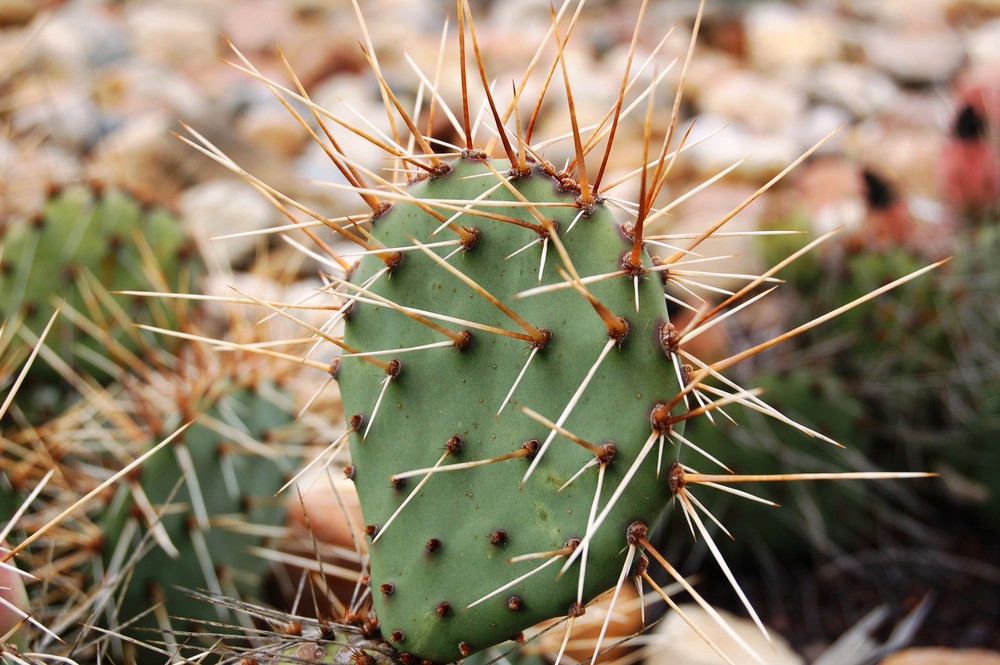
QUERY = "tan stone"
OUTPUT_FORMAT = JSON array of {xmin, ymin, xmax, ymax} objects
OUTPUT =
[
  {"xmin": 645, "ymin": 603, "xmax": 804, "ymax": 665},
  {"xmin": 881, "ymin": 647, "xmax": 1000, "ymax": 665}
]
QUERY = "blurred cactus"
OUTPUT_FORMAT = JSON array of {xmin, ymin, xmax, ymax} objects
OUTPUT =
[{"xmin": 0, "ymin": 183, "xmax": 200, "ymax": 420}]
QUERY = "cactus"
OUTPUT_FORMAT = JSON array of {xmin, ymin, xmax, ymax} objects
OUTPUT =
[
  {"xmin": 98, "ymin": 381, "xmax": 299, "ymax": 648},
  {"xmin": 4, "ymin": 1, "xmax": 947, "ymax": 664},
  {"xmin": 340, "ymin": 156, "xmax": 681, "ymax": 662},
  {"xmin": 0, "ymin": 305, "xmax": 309, "ymax": 662},
  {"xmin": 161, "ymin": 0, "xmax": 945, "ymax": 661},
  {"xmin": 0, "ymin": 183, "xmax": 199, "ymax": 418}
]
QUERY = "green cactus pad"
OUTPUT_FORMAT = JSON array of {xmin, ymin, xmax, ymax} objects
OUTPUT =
[
  {"xmin": 0, "ymin": 184, "xmax": 199, "ymax": 397},
  {"xmin": 341, "ymin": 157, "xmax": 682, "ymax": 662},
  {"xmin": 100, "ymin": 383, "xmax": 297, "ymax": 641}
]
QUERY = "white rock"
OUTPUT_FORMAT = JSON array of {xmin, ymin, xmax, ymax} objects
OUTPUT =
[
  {"xmin": 685, "ymin": 114, "xmax": 800, "ymax": 182},
  {"xmin": 645, "ymin": 604, "xmax": 804, "ymax": 665},
  {"xmin": 28, "ymin": 5, "xmax": 127, "ymax": 75},
  {"xmin": 698, "ymin": 71, "xmax": 807, "ymax": 135},
  {"xmin": 180, "ymin": 179, "xmax": 277, "ymax": 267},
  {"xmin": 107, "ymin": 61, "xmax": 210, "ymax": 119},
  {"xmin": 838, "ymin": 0, "xmax": 952, "ymax": 25},
  {"xmin": 862, "ymin": 27, "xmax": 966, "ymax": 85},
  {"xmin": 965, "ymin": 18, "xmax": 1000, "ymax": 70},
  {"xmin": 745, "ymin": 3, "xmax": 843, "ymax": 70},
  {"xmin": 11, "ymin": 82, "xmax": 101, "ymax": 150},
  {"xmin": 793, "ymin": 104, "xmax": 852, "ymax": 155},
  {"xmin": 304, "ymin": 75, "xmax": 390, "ymax": 181},
  {"xmin": 809, "ymin": 62, "xmax": 900, "ymax": 118}
]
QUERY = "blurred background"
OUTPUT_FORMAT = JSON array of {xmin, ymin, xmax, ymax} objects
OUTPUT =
[{"xmin": 2, "ymin": 1, "xmax": 999, "ymax": 663}]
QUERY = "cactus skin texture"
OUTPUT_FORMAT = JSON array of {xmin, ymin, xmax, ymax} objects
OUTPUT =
[
  {"xmin": 100, "ymin": 383, "xmax": 295, "ymax": 644},
  {"xmin": 0, "ymin": 184, "xmax": 197, "ymax": 408},
  {"xmin": 2, "ymin": 361, "xmax": 303, "ymax": 661},
  {"xmin": 341, "ymin": 157, "xmax": 682, "ymax": 662}
]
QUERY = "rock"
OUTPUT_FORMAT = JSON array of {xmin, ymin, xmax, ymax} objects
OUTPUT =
[
  {"xmin": 744, "ymin": 3, "xmax": 843, "ymax": 70},
  {"xmin": 850, "ymin": 122, "xmax": 946, "ymax": 197},
  {"xmin": 106, "ymin": 62, "xmax": 210, "ymax": 119},
  {"xmin": 809, "ymin": 63, "xmax": 899, "ymax": 118},
  {"xmin": 839, "ymin": 0, "xmax": 953, "ymax": 25},
  {"xmin": 10, "ymin": 80, "xmax": 101, "ymax": 150},
  {"xmin": 793, "ymin": 104, "xmax": 852, "ymax": 155},
  {"xmin": 236, "ymin": 101, "xmax": 309, "ymax": 159},
  {"xmin": 698, "ymin": 70, "xmax": 807, "ymax": 135},
  {"xmin": 220, "ymin": 0, "xmax": 294, "ymax": 52},
  {"xmin": 86, "ymin": 112, "xmax": 180, "ymax": 203},
  {"xmin": 126, "ymin": 4, "xmax": 220, "ymax": 70},
  {"xmin": 683, "ymin": 114, "xmax": 801, "ymax": 182},
  {"xmin": 288, "ymin": 474, "xmax": 365, "ymax": 552},
  {"xmin": 26, "ymin": 4, "xmax": 128, "ymax": 75},
  {"xmin": 862, "ymin": 27, "xmax": 966, "ymax": 85},
  {"xmin": 785, "ymin": 156, "xmax": 866, "ymax": 241},
  {"xmin": 645, "ymin": 603, "xmax": 804, "ymax": 665},
  {"xmin": 180, "ymin": 179, "xmax": 277, "ymax": 267},
  {"xmin": 880, "ymin": 647, "xmax": 1000, "ymax": 665},
  {"xmin": 965, "ymin": 18, "xmax": 1000, "ymax": 69}
]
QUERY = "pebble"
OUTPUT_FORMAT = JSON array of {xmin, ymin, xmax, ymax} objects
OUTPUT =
[
  {"xmin": 86, "ymin": 112, "xmax": 179, "ymax": 202},
  {"xmin": 529, "ymin": 584, "xmax": 644, "ymax": 663},
  {"xmin": 880, "ymin": 648, "xmax": 1000, "ymax": 664},
  {"xmin": 683, "ymin": 113, "xmax": 801, "ymax": 182},
  {"xmin": 0, "ymin": 0, "xmax": 40, "ymax": 27},
  {"xmin": 965, "ymin": 18, "xmax": 1000, "ymax": 69},
  {"xmin": 10, "ymin": 81, "xmax": 101, "ymax": 150},
  {"xmin": 784, "ymin": 156, "xmax": 868, "ymax": 243},
  {"xmin": 645, "ymin": 604, "xmax": 804, "ymax": 665},
  {"xmin": 698, "ymin": 70, "xmax": 807, "ymax": 135},
  {"xmin": 287, "ymin": 474, "xmax": 364, "ymax": 552},
  {"xmin": 104, "ymin": 61, "xmax": 210, "ymax": 120},
  {"xmin": 744, "ymin": 3, "xmax": 843, "ymax": 70},
  {"xmin": 862, "ymin": 27, "xmax": 966, "ymax": 85},
  {"xmin": 808, "ymin": 62, "xmax": 900, "ymax": 119},
  {"xmin": 180, "ymin": 179, "xmax": 278, "ymax": 266},
  {"xmin": 220, "ymin": 0, "xmax": 295, "ymax": 53},
  {"xmin": 28, "ymin": 4, "xmax": 128, "ymax": 75},
  {"xmin": 235, "ymin": 101, "xmax": 309, "ymax": 159},
  {"xmin": 126, "ymin": 4, "xmax": 221, "ymax": 71}
]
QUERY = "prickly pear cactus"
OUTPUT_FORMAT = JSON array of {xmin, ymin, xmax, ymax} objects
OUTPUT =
[
  {"xmin": 0, "ymin": 184, "xmax": 198, "ymax": 398},
  {"xmin": 341, "ymin": 157, "xmax": 682, "ymax": 662},
  {"xmin": 1, "ymin": 351, "xmax": 306, "ymax": 662},
  {"xmin": 100, "ymin": 382, "xmax": 297, "ymax": 642}
]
